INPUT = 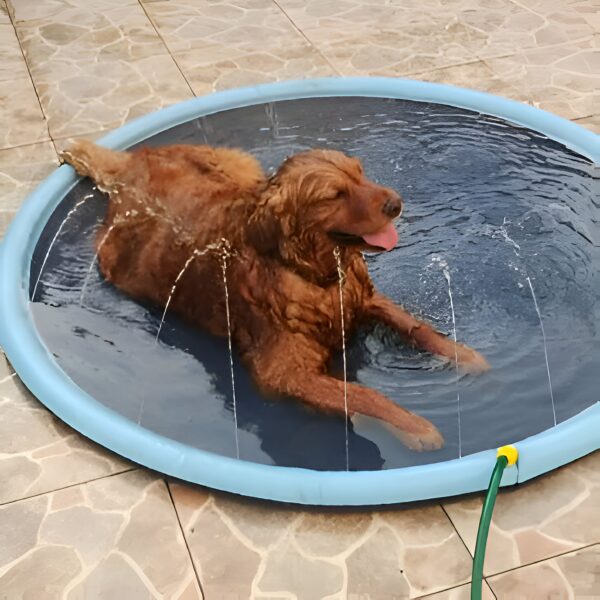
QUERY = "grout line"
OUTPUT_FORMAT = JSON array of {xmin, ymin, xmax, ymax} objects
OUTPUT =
[
  {"xmin": 573, "ymin": 114, "xmax": 598, "ymax": 122},
  {"xmin": 506, "ymin": 0, "xmax": 550, "ymax": 19},
  {"xmin": 0, "ymin": 466, "xmax": 138, "ymax": 507},
  {"xmin": 409, "ymin": 32, "xmax": 595, "ymax": 81},
  {"xmin": 0, "ymin": 137, "xmax": 54, "ymax": 153},
  {"xmin": 413, "ymin": 580, "xmax": 495, "ymax": 600},
  {"xmin": 477, "ymin": 34, "xmax": 596, "ymax": 66},
  {"xmin": 137, "ymin": 0, "xmax": 198, "ymax": 98},
  {"xmin": 412, "ymin": 583, "xmax": 467, "ymax": 599},
  {"xmin": 485, "ymin": 541, "xmax": 600, "ymax": 581},
  {"xmin": 51, "ymin": 128, "xmax": 111, "ymax": 145},
  {"xmin": 7, "ymin": 9, "xmax": 53, "ymax": 147},
  {"xmin": 394, "ymin": 56, "xmax": 485, "ymax": 80},
  {"xmin": 166, "ymin": 480, "xmax": 206, "ymax": 600},
  {"xmin": 271, "ymin": 0, "xmax": 342, "ymax": 75},
  {"xmin": 49, "ymin": 128, "xmax": 109, "ymax": 162},
  {"xmin": 440, "ymin": 502, "xmax": 503, "ymax": 597},
  {"xmin": 440, "ymin": 498, "xmax": 600, "ymax": 583},
  {"xmin": 440, "ymin": 503, "xmax": 475, "ymax": 559},
  {"xmin": 506, "ymin": 0, "xmax": 538, "ymax": 14},
  {"xmin": 484, "ymin": 577, "xmax": 499, "ymax": 599},
  {"xmin": 49, "ymin": 136, "xmax": 60, "ymax": 160}
]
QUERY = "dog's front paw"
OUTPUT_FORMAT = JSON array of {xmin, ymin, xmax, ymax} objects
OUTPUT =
[
  {"xmin": 396, "ymin": 425, "xmax": 445, "ymax": 452},
  {"xmin": 351, "ymin": 413, "xmax": 444, "ymax": 452},
  {"xmin": 455, "ymin": 344, "xmax": 490, "ymax": 374}
]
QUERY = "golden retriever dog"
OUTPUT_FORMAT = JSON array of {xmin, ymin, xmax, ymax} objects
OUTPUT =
[{"xmin": 62, "ymin": 141, "xmax": 489, "ymax": 451}]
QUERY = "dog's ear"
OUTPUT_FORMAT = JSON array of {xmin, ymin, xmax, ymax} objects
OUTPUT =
[{"xmin": 246, "ymin": 209, "xmax": 282, "ymax": 254}]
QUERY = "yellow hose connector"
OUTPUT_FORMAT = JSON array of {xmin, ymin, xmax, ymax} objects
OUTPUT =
[{"xmin": 497, "ymin": 445, "xmax": 519, "ymax": 466}]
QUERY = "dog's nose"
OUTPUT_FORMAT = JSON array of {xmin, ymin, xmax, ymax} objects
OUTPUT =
[{"xmin": 382, "ymin": 196, "xmax": 402, "ymax": 218}]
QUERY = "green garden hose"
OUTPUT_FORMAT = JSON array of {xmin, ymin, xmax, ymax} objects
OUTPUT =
[{"xmin": 470, "ymin": 445, "xmax": 518, "ymax": 600}]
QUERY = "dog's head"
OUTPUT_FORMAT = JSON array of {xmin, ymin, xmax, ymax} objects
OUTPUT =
[{"xmin": 248, "ymin": 150, "xmax": 403, "ymax": 268}]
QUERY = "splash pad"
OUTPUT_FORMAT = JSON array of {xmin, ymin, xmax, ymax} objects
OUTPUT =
[{"xmin": 1, "ymin": 78, "xmax": 599, "ymax": 505}]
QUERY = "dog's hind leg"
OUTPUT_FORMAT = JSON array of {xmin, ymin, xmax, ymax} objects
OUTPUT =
[
  {"xmin": 248, "ymin": 333, "xmax": 444, "ymax": 451},
  {"xmin": 60, "ymin": 140, "xmax": 132, "ymax": 190}
]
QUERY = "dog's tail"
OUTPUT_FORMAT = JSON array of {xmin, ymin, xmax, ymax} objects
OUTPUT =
[{"xmin": 60, "ymin": 140, "xmax": 131, "ymax": 188}]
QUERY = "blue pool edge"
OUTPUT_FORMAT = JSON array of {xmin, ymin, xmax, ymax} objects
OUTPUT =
[{"xmin": 0, "ymin": 76, "xmax": 598, "ymax": 505}]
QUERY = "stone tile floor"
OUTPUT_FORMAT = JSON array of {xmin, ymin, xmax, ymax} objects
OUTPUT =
[{"xmin": 0, "ymin": 0, "xmax": 599, "ymax": 597}]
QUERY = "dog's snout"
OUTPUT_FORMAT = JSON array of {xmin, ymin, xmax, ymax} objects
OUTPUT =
[{"xmin": 382, "ymin": 196, "xmax": 402, "ymax": 218}]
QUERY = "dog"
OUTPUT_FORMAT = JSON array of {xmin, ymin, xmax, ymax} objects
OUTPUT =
[{"xmin": 62, "ymin": 141, "xmax": 489, "ymax": 451}]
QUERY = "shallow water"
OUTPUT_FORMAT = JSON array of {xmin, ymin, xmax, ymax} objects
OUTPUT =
[{"xmin": 29, "ymin": 97, "xmax": 600, "ymax": 470}]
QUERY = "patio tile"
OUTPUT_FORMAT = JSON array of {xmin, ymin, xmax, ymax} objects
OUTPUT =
[
  {"xmin": 0, "ymin": 354, "xmax": 131, "ymax": 504},
  {"xmin": 509, "ymin": 0, "xmax": 600, "ymax": 37},
  {"xmin": 0, "ymin": 470, "xmax": 202, "ymax": 599},
  {"xmin": 26, "ymin": 53, "xmax": 192, "ymax": 139},
  {"xmin": 488, "ymin": 544, "xmax": 600, "ymax": 599},
  {"xmin": 14, "ymin": 3, "xmax": 165, "ymax": 62},
  {"xmin": 13, "ymin": 2, "xmax": 192, "ymax": 138},
  {"xmin": 458, "ymin": 0, "xmax": 594, "ymax": 51},
  {"xmin": 144, "ymin": 0, "xmax": 335, "ymax": 95},
  {"xmin": 173, "ymin": 40, "xmax": 334, "ymax": 96},
  {"xmin": 0, "ymin": 23, "xmax": 48, "ymax": 149},
  {"xmin": 0, "ymin": 75, "xmax": 49, "ymax": 149},
  {"xmin": 7, "ymin": 0, "xmax": 148, "ymax": 24},
  {"xmin": 277, "ymin": 0, "xmax": 488, "ymax": 77},
  {"xmin": 0, "ymin": 23, "xmax": 29, "ymax": 81},
  {"xmin": 0, "ymin": 141, "xmax": 57, "ymax": 212},
  {"xmin": 0, "ymin": 0, "xmax": 9, "ymax": 23},
  {"xmin": 0, "ymin": 138, "xmax": 55, "ymax": 251},
  {"xmin": 278, "ymin": 0, "xmax": 594, "ymax": 79},
  {"xmin": 409, "ymin": 60, "xmax": 523, "ymax": 99},
  {"xmin": 145, "ymin": 0, "xmax": 301, "ymax": 55},
  {"xmin": 443, "ymin": 450, "xmax": 600, "ymax": 576},
  {"xmin": 484, "ymin": 36, "xmax": 600, "ymax": 120},
  {"xmin": 170, "ymin": 483, "xmax": 472, "ymax": 598}
]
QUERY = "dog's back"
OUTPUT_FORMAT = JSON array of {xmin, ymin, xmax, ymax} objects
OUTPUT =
[{"xmin": 63, "ymin": 142, "xmax": 266, "ymax": 323}]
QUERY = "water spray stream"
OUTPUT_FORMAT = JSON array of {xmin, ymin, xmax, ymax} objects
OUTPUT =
[
  {"xmin": 219, "ymin": 239, "xmax": 240, "ymax": 459},
  {"xmin": 154, "ymin": 243, "xmax": 222, "ymax": 343},
  {"xmin": 526, "ymin": 276, "xmax": 557, "ymax": 426},
  {"xmin": 443, "ymin": 264, "xmax": 463, "ymax": 458},
  {"xmin": 79, "ymin": 221, "xmax": 118, "ymax": 306},
  {"xmin": 31, "ymin": 194, "xmax": 93, "ymax": 301},
  {"xmin": 333, "ymin": 246, "xmax": 350, "ymax": 472},
  {"xmin": 498, "ymin": 219, "xmax": 557, "ymax": 427}
]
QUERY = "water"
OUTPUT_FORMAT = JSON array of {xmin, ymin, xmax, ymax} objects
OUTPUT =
[
  {"xmin": 264, "ymin": 102, "xmax": 280, "ymax": 138},
  {"xmin": 28, "ymin": 97, "xmax": 599, "ymax": 470}
]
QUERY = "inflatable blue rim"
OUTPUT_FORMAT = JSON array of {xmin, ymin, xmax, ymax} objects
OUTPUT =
[{"xmin": 0, "ymin": 77, "xmax": 599, "ymax": 506}]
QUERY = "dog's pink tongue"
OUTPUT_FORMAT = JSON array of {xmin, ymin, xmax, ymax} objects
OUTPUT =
[{"xmin": 362, "ymin": 223, "xmax": 398, "ymax": 251}]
